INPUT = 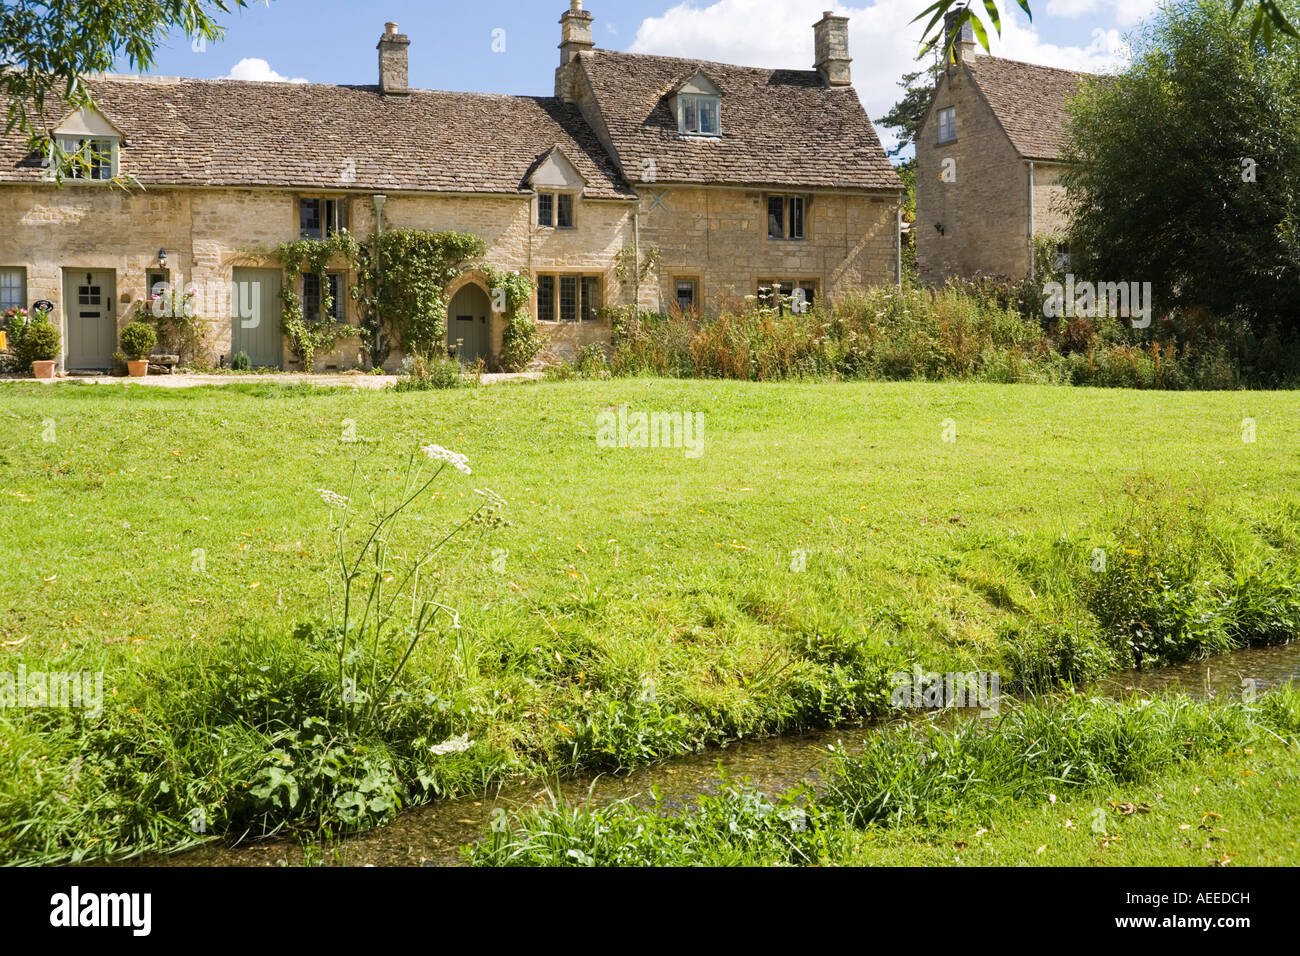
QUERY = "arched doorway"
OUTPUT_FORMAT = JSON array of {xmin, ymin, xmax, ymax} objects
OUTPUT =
[{"xmin": 446, "ymin": 283, "xmax": 491, "ymax": 363}]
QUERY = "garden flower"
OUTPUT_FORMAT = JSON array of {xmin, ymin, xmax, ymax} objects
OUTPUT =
[{"xmin": 422, "ymin": 444, "xmax": 471, "ymax": 475}]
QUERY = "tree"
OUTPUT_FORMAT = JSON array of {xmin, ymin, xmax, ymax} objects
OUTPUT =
[
  {"xmin": 878, "ymin": 62, "xmax": 941, "ymax": 159},
  {"xmin": 1, "ymin": 1, "xmax": 255, "ymax": 181},
  {"xmin": 913, "ymin": 0, "xmax": 1296, "ymax": 61},
  {"xmin": 1061, "ymin": 0, "xmax": 1300, "ymax": 330}
]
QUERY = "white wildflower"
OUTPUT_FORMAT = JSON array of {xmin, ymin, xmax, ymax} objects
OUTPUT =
[
  {"xmin": 422, "ymin": 444, "xmax": 471, "ymax": 475},
  {"xmin": 318, "ymin": 488, "xmax": 349, "ymax": 509},
  {"xmin": 429, "ymin": 733, "xmax": 473, "ymax": 756}
]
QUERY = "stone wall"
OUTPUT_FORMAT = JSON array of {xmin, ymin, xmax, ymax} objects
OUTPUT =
[{"xmin": 915, "ymin": 62, "xmax": 1030, "ymax": 282}]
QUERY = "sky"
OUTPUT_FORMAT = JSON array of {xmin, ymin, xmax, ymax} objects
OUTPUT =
[{"xmin": 111, "ymin": 0, "xmax": 1165, "ymax": 156}]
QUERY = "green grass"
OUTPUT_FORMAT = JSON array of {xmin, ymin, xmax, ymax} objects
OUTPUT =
[
  {"xmin": 0, "ymin": 378, "xmax": 1297, "ymax": 862},
  {"xmin": 467, "ymin": 690, "xmax": 1300, "ymax": 867}
]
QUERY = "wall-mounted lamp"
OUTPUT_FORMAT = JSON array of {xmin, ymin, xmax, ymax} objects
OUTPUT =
[
  {"xmin": 934, "ymin": 223, "xmax": 945, "ymax": 236},
  {"xmin": 158, "ymin": 248, "xmax": 168, "ymax": 268}
]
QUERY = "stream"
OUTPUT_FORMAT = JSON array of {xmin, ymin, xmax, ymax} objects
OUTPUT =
[{"xmin": 146, "ymin": 641, "xmax": 1300, "ymax": 867}]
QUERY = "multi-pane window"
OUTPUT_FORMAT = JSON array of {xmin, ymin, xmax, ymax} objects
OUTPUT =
[
  {"xmin": 757, "ymin": 281, "xmax": 816, "ymax": 316},
  {"xmin": 539, "ymin": 193, "xmax": 575, "ymax": 228},
  {"xmin": 299, "ymin": 198, "xmax": 347, "ymax": 239},
  {"xmin": 937, "ymin": 107, "xmax": 956, "ymax": 144},
  {"xmin": 536, "ymin": 274, "xmax": 601, "ymax": 323},
  {"xmin": 59, "ymin": 138, "xmax": 116, "ymax": 180},
  {"xmin": 678, "ymin": 94, "xmax": 721, "ymax": 136},
  {"xmin": 537, "ymin": 275, "xmax": 556, "ymax": 322},
  {"xmin": 0, "ymin": 268, "xmax": 26, "ymax": 313},
  {"xmin": 302, "ymin": 273, "xmax": 345, "ymax": 322},
  {"xmin": 767, "ymin": 196, "xmax": 806, "ymax": 240},
  {"xmin": 675, "ymin": 279, "xmax": 697, "ymax": 313}
]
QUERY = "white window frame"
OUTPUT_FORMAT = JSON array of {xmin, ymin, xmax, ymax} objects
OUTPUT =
[
  {"xmin": 57, "ymin": 136, "xmax": 118, "ymax": 181},
  {"xmin": 0, "ymin": 267, "xmax": 26, "ymax": 313},
  {"xmin": 937, "ymin": 107, "xmax": 956, "ymax": 144},
  {"xmin": 678, "ymin": 93, "xmax": 721, "ymax": 137}
]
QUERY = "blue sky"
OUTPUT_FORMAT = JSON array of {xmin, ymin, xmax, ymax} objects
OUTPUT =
[{"xmin": 114, "ymin": 0, "xmax": 1163, "ymax": 154}]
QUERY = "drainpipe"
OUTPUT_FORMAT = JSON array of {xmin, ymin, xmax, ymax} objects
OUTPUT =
[
  {"xmin": 633, "ymin": 209, "xmax": 640, "ymax": 312},
  {"xmin": 372, "ymin": 194, "xmax": 387, "ymax": 368},
  {"xmin": 896, "ymin": 201, "xmax": 903, "ymax": 288},
  {"xmin": 1027, "ymin": 162, "xmax": 1036, "ymax": 279}
]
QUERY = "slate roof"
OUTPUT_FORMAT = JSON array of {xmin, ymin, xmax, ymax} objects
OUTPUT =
[
  {"xmin": 0, "ymin": 78, "xmax": 637, "ymax": 198},
  {"xmin": 963, "ymin": 56, "xmax": 1096, "ymax": 161},
  {"xmin": 577, "ymin": 49, "xmax": 901, "ymax": 191}
]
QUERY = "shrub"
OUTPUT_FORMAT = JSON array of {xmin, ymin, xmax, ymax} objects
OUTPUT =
[
  {"xmin": 119, "ymin": 321, "xmax": 157, "ymax": 360},
  {"xmin": 499, "ymin": 309, "xmax": 542, "ymax": 372},
  {"xmin": 24, "ymin": 317, "xmax": 60, "ymax": 363},
  {"xmin": 230, "ymin": 351, "xmax": 251, "ymax": 371}
]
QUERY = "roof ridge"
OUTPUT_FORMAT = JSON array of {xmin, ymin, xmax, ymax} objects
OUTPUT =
[{"xmin": 967, "ymin": 54, "xmax": 1101, "ymax": 78}]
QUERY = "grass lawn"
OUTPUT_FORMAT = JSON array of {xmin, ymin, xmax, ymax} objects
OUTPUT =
[{"xmin": 0, "ymin": 377, "xmax": 1297, "ymax": 862}]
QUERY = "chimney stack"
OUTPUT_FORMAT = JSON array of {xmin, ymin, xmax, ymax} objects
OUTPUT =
[
  {"xmin": 944, "ymin": 11, "xmax": 978, "ymax": 63},
  {"xmin": 813, "ymin": 11, "xmax": 852, "ymax": 87},
  {"xmin": 378, "ymin": 22, "xmax": 410, "ymax": 95},
  {"xmin": 556, "ymin": 1, "xmax": 595, "ymax": 102}
]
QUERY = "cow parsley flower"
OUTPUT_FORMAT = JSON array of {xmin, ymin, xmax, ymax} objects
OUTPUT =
[
  {"xmin": 317, "ymin": 488, "xmax": 349, "ymax": 509},
  {"xmin": 422, "ymin": 444, "xmax": 472, "ymax": 475},
  {"xmin": 429, "ymin": 733, "xmax": 473, "ymax": 756}
]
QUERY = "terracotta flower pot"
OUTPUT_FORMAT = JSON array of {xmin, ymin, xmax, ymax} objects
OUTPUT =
[
  {"xmin": 31, "ymin": 359, "xmax": 57, "ymax": 380},
  {"xmin": 127, "ymin": 359, "xmax": 149, "ymax": 378}
]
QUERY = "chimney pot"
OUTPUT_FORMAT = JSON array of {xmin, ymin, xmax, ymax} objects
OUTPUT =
[{"xmin": 813, "ymin": 11, "xmax": 852, "ymax": 87}]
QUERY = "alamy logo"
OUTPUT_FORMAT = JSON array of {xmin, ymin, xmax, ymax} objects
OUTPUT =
[
  {"xmin": 50, "ymin": 886, "xmax": 151, "ymax": 936},
  {"xmin": 596, "ymin": 405, "xmax": 705, "ymax": 458},
  {"xmin": 0, "ymin": 666, "xmax": 103, "ymax": 717},
  {"xmin": 891, "ymin": 668, "xmax": 1001, "ymax": 717},
  {"xmin": 1042, "ymin": 274, "xmax": 1153, "ymax": 328}
]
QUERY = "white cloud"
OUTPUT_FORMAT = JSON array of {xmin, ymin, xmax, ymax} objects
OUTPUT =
[
  {"xmin": 1046, "ymin": 0, "xmax": 1160, "ymax": 28},
  {"xmin": 628, "ymin": 0, "xmax": 1138, "ymax": 155},
  {"xmin": 223, "ymin": 57, "xmax": 307, "ymax": 83}
]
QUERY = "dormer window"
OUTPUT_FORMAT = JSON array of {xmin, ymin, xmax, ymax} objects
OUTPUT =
[
  {"xmin": 57, "ymin": 137, "xmax": 118, "ymax": 181},
  {"xmin": 673, "ymin": 72, "xmax": 723, "ymax": 137},
  {"xmin": 679, "ymin": 94, "xmax": 720, "ymax": 136}
]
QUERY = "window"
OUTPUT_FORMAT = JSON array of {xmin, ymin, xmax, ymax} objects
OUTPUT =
[
  {"xmin": 538, "ymin": 192, "xmax": 575, "ymax": 229},
  {"xmin": 302, "ymin": 273, "xmax": 345, "ymax": 323},
  {"xmin": 678, "ymin": 94, "xmax": 721, "ymax": 136},
  {"xmin": 757, "ymin": 281, "xmax": 816, "ymax": 316},
  {"xmin": 58, "ymin": 137, "xmax": 117, "ymax": 180},
  {"xmin": 675, "ymin": 279, "xmax": 697, "ymax": 313},
  {"xmin": 536, "ymin": 274, "xmax": 601, "ymax": 323},
  {"xmin": 299, "ymin": 198, "xmax": 347, "ymax": 239},
  {"xmin": 146, "ymin": 270, "xmax": 170, "ymax": 298},
  {"xmin": 537, "ymin": 275, "xmax": 556, "ymax": 323},
  {"xmin": 0, "ymin": 268, "xmax": 26, "ymax": 313},
  {"xmin": 767, "ymin": 196, "xmax": 807, "ymax": 240},
  {"xmin": 937, "ymin": 107, "xmax": 956, "ymax": 144}
]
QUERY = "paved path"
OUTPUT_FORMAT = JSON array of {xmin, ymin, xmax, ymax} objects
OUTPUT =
[{"xmin": 11, "ymin": 371, "xmax": 543, "ymax": 389}]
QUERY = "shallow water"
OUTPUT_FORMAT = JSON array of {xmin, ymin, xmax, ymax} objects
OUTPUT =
[{"xmin": 147, "ymin": 640, "xmax": 1300, "ymax": 867}]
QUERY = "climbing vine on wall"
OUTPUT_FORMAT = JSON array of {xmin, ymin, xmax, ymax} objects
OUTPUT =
[
  {"xmin": 275, "ymin": 233, "xmax": 360, "ymax": 371},
  {"xmin": 482, "ymin": 266, "xmax": 539, "ymax": 372}
]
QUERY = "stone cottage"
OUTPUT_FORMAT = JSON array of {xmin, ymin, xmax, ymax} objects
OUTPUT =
[
  {"xmin": 0, "ymin": 1, "xmax": 901, "ymax": 372},
  {"xmin": 915, "ymin": 18, "xmax": 1096, "ymax": 283}
]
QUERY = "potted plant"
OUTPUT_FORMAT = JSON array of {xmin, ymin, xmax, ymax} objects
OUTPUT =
[
  {"xmin": 120, "ymin": 321, "xmax": 157, "ymax": 377},
  {"xmin": 25, "ymin": 315, "xmax": 60, "ymax": 380}
]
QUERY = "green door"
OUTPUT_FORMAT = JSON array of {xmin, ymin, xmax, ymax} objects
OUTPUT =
[
  {"xmin": 231, "ymin": 268, "xmax": 282, "ymax": 369},
  {"xmin": 447, "ymin": 284, "xmax": 491, "ymax": 363},
  {"xmin": 62, "ymin": 269, "xmax": 116, "ymax": 370}
]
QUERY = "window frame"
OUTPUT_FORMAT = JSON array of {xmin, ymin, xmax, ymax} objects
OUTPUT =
[
  {"xmin": 535, "ymin": 273, "xmax": 602, "ymax": 324},
  {"xmin": 0, "ymin": 267, "xmax": 27, "ymax": 314},
  {"xmin": 301, "ymin": 271, "xmax": 347, "ymax": 324},
  {"xmin": 937, "ymin": 107, "xmax": 956, "ymax": 145},
  {"xmin": 299, "ymin": 197, "xmax": 348, "ymax": 240},
  {"xmin": 766, "ymin": 195, "xmax": 808, "ymax": 241},
  {"xmin": 678, "ymin": 93, "xmax": 721, "ymax": 137},
  {"xmin": 757, "ymin": 280, "xmax": 817, "ymax": 316},
  {"xmin": 674, "ymin": 278, "xmax": 699, "ymax": 314},
  {"xmin": 538, "ymin": 192, "xmax": 577, "ymax": 229},
  {"xmin": 57, "ymin": 136, "xmax": 118, "ymax": 181}
]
